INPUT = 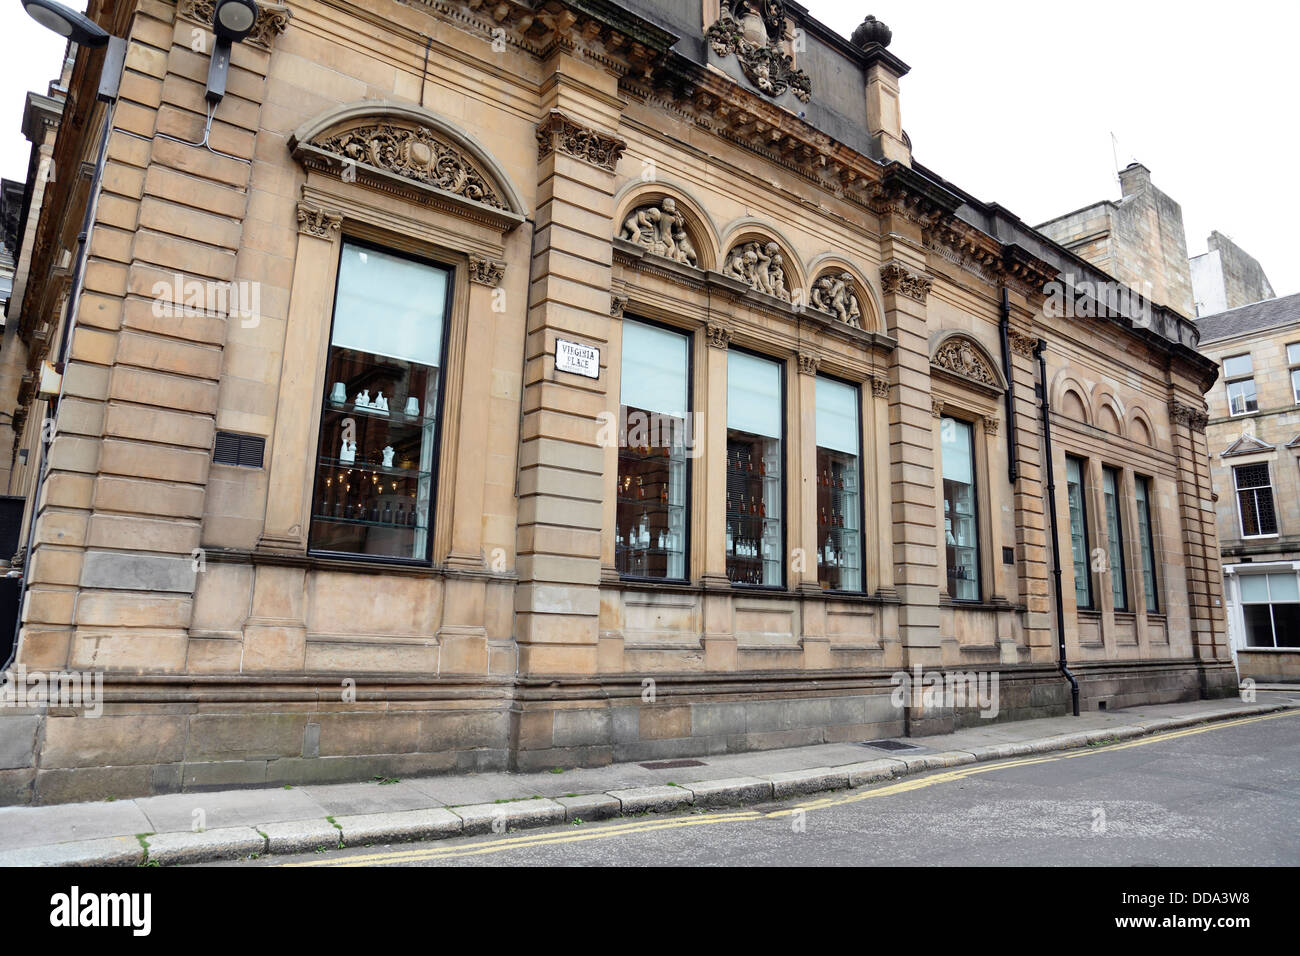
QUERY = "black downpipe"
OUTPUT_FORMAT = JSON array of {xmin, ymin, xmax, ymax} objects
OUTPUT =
[
  {"xmin": 998, "ymin": 287, "xmax": 1018, "ymax": 484},
  {"xmin": 1036, "ymin": 338, "xmax": 1080, "ymax": 716}
]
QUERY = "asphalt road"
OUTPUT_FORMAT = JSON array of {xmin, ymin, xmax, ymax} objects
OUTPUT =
[{"xmin": 242, "ymin": 709, "xmax": 1300, "ymax": 867}]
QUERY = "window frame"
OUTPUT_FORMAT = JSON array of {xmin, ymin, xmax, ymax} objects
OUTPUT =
[
  {"xmin": 1223, "ymin": 353, "xmax": 1258, "ymax": 417},
  {"xmin": 1239, "ymin": 572, "xmax": 1300, "ymax": 649},
  {"xmin": 940, "ymin": 413, "xmax": 982, "ymax": 604},
  {"xmin": 814, "ymin": 370, "xmax": 866, "ymax": 595},
  {"xmin": 306, "ymin": 236, "xmax": 456, "ymax": 568},
  {"xmin": 725, "ymin": 345, "xmax": 788, "ymax": 592},
  {"xmin": 1234, "ymin": 462, "xmax": 1279, "ymax": 539},
  {"xmin": 615, "ymin": 313, "xmax": 695, "ymax": 585},
  {"xmin": 1065, "ymin": 455, "xmax": 1093, "ymax": 611},
  {"xmin": 1102, "ymin": 465, "xmax": 1129, "ymax": 612},
  {"xmin": 1134, "ymin": 474, "xmax": 1159, "ymax": 614}
]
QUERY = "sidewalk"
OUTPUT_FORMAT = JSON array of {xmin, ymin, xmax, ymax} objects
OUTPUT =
[{"xmin": 2, "ymin": 692, "xmax": 1296, "ymax": 866}]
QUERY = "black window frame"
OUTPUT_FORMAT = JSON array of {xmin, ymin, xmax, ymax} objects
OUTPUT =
[
  {"xmin": 813, "ymin": 370, "xmax": 866, "ymax": 595},
  {"xmin": 940, "ymin": 413, "xmax": 982, "ymax": 604},
  {"xmin": 1102, "ymin": 465, "xmax": 1129, "ymax": 612},
  {"xmin": 1066, "ymin": 455, "xmax": 1093, "ymax": 611},
  {"xmin": 1134, "ymin": 474, "xmax": 1159, "ymax": 614},
  {"xmin": 306, "ymin": 236, "xmax": 455, "ymax": 568}
]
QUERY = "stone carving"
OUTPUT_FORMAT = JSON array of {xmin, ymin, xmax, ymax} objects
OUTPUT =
[
  {"xmin": 179, "ymin": 0, "xmax": 292, "ymax": 48},
  {"xmin": 797, "ymin": 352, "xmax": 820, "ymax": 375},
  {"xmin": 870, "ymin": 376, "xmax": 889, "ymax": 398},
  {"xmin": 933, "ymin": 336, "xmax": 1000, "ymax": 389},
  {"xmin": 880, "ymin": 262, "xmax": 932, "ymax": 302},
  {"xmin": 467, "ymin": 254, "xmax": 506, "ymax": 286},
  {"xmin": 536, "ymin": 110, "xmax": 626, "ymax": 171},
  {"xmin": 1009, "ymin": 330, "xmax": 1038, "ymax": 357},
  {"xmin": 706, "ymin": 323, "xmax": 733, "ymax": 350},
  {"xmin": 810, "ymin": 271, "xmax": 862, "ymax": 328},
  {"xmin": 706, "ymin": 0, "xmax": 812, "ymax": 103},
  {"xmin": 1169, "ymin": 399, "xmax": 1208, "ymax": 434},
  {"xmin": 932, "ymin": 400, "xmax": 945, "ymax": 419},
  {"xmin": 619, "ymin": 198, "xmax": 698, "ymax": 267},
  {"xmin": 610, "ymin": 294, "xmax": 628, "ymax": 318},
  {"xmin": 312, "ymin": 123, "xmax": 505, "ymax": 209},
  {"xmin": 296, "ymin": 202, "xmax": 342, "ymax": 239},
  {"xmin": 724, "ymin": 240, "xmax": 791, "ymax": 302},
  {"xmin": 982, "ymin": 416, "xmax": 1000, "ymax": 436}
]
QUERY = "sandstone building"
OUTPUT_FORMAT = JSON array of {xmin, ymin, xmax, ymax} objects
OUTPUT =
[
  {"xmin": 0, "ymin": 0, "xmax": 1231, "ymax": 805},
  {"xmin": 1196, "ymin": 293, "xmax": 1300, "ymax": 682},
  {"xmin": 1191, "ymin": 231, "xmax": 1276, "ymax": 319}
]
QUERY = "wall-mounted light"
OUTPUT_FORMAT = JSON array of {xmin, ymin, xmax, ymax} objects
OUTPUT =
[
  {"xmin": 206, "ymin": 0, "xmax": 259, "ymax": 106},
  {"xmin": 19, "ymin": 0, "xmax": 109, "ymax": 46}
]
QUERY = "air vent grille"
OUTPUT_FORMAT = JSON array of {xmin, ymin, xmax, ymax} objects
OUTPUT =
[{"xmin": 213, "ymin": 431, "xmax": 265, "ymax": 468}]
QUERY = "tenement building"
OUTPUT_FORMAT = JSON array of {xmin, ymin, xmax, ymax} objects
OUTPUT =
[
  {"xmin": 1196, "ymin": 293, "xmax": 1300, "ymax": 683},
  {"xmin": 0, "ymin": 0, "xmax": 1231, "ymax": 804}
]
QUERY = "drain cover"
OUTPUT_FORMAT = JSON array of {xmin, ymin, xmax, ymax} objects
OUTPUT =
[
  {"xmin": 639, "ymin": 759, "xmax": 707, "ymax": 770},
  {"xmin": 859, "ymin": 739, "xmax": 919, "ymax": 752}
]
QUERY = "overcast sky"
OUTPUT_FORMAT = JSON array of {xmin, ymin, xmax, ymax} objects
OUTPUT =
[{"xmin": 0, "ymin": 1, "xmax": 1294, "ymax": 297}]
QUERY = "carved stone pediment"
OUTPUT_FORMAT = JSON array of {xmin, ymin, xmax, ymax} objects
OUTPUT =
[
  {"xmin": 707, "ymin": 0, "xmax": 811, "ymax": 103},
  {"xmin": 311, "ymin": 122, "xmax": 506, "ymax": 210},
  {"xmin": 931, "ymin": 335, "xmax": 1004, "ymax": 392},
  {"xmin": 722, "ymin": 239, "xmax": 792, "ymax": 302},
  {"xmin": 619, "ymin": 199, "xmax": 698, "ymax": 267},
  {"xmin": 809, "ymin": 270, "xmax": 863, "ymax": 328}
]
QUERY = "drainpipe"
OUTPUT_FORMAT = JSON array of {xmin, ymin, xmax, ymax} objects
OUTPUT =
[
  {"xmin": 1036, "ymin": 338, "xmax": 1079, "ymax": 716},
  {"xmin": 998, "ymin": 286, "xmax": 1017, "ymax": 484}
]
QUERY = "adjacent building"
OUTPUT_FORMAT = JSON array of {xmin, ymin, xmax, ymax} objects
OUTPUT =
[
  {"xmin": 0, "ymin": 0, "xmax": 1231, "ymax": 805},
  {"xmin": 1191, "ymin": 231, "xmax": 1276, "ymax": 319},
  {"xmin": 1197, "ymin": 293, "xmax": 1300, "ymax": 682}
]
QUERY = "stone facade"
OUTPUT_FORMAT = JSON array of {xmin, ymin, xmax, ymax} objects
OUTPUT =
[
  {"xmin": 1197, "ymin": 294, "xmax": 1300, "ymax": 682},
  {"xmin": 1190, "ymin": 231, "xmax": 1276, "ymax": 318},
  {"xmin": 1038, "ymin": 163, "xmax": 1196, "ymax": 319},
  {"xmin": 0, "ymin": 0, "xmax": 1232, "ymax": 805}
]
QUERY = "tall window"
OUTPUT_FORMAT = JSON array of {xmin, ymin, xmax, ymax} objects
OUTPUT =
[
  {"xmin": 1134, "ymin": 476, "xmax": 1159, "ymax": 613},
  {"xmin": 1224, "ymin": 354, "xmax": 1257, "ymax": 416},
  {"xmin": 1066, "ymin": 456, "xmax": 1092, "ymax": 610},
  {"xmin": 616, "ymin": 319, "xmax": 689, "ymax": 581},
  {"xmin": 1102, "ymin": 466, "xmax": 1128, "ymax": 611},
  {"xmin": 1240, "ymin": 573, "xmax": 1300, "ymax": 648},
  {"xmin": 309, "ymin": 242, "xmax": 450, "ymax": 562},
  {"xmin": 726, "ymin": 350, "xmax": 783, "ymax": 587},
  {"xmin": 941, "ymin": 416, "xmax": 980, "ymax": 601},
  {"xmin": 1234, "ymin": 463, "xmax": 1278, "ymax": 537},
  {"xmin": 1288, "ymin": 343, "xmax": 1300, "ymax": 405},
  {"xmin": 815, "ymin": 377, "xmax": 862, "ymax": 592}
]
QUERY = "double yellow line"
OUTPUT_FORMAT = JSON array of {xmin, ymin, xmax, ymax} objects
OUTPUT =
[{"xmin": 284, "ymin": 708, "xmax": 1299, "ymax": 867}]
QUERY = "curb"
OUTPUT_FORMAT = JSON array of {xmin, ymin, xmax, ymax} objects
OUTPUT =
[{"xmin": 6, "ymin": 701, "xmax": 1294, "ymax": 867}]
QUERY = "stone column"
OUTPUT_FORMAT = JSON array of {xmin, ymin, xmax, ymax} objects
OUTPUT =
[
  {"xmin": 514, "ymin": 60, "xmax": 626, "ymax": 675},
  {"xmin": 700, "ymin": 320, "xmax": 734, "ymax": 671}
]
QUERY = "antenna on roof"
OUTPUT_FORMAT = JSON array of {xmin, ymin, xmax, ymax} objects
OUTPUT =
[{"xmin": 1110, "ymin": 132, "xmax": 1121, "ymax": 185}]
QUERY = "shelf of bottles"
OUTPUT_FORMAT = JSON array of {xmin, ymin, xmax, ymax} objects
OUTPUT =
[
  {"xmin": 815, "ymin": 448, "xmax": 861, "ymax": 592},
  {"xmin": 944, "ymin": 477, "xmax": 979, "ymax": 601},
  {"xmin": 310, "ymin": 346, "xmax": 438, "ymax": 560},
  {"xmin": 615, "ymin": 408, "xmax": 687, "ymax": 580},
  {"xmin": 726, "ymin": 432, "xmax": 782, "ymax": 586}
]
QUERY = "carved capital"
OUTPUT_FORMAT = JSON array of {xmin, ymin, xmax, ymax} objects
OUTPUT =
[
  {"xmin": 296, "ymin": 201, "xmax": 342, "ymax": 239},
  {"xmin": 467, "ymin": 254, "xmax": 506, "ymax": 286},
  {"xmin": 982, "ymin": 416, "xmax": 1000, "ymax": 436},
  {"xmin": 1009, "ymin": 329, "xmax": 1038, "ymax": 358},
  {"xmin": 932, "ymin": 400, "xmax": 945, "ymax": 419},
  {"xmin": 1169, "ymin": 399, "xmax": 1208, "ymax": 434},
  {"xmin": 610, "ymin": 294, "xmax": 628, "ymax": 318},
  {"xmin": 536, "ymin": 110, "xmax": 626, "ymax": 171},
  {"xmin": 178, "ymin": 0, "xmax": 292, "ymax": 49},
  {"xmin": 870, "ymin": 375, "xmax": 890, "ymax": 399},
  {"xmin": 706, "ymin": 323, "xmax": 732, "ymax": 350},
  {"xmin": 797, "ymin": 352, "xmax": 820, "ymax": 376},
  {"xmin": 880, "ymin": 262, "xmax": 932, "ymax": 303}
]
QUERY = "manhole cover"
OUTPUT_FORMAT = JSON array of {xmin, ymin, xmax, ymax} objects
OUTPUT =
[
  {"xmin": 639, "ymin": 759, "xmax": 707, "ymax": 770},
  {"xmin": 859, "ymin": 739, "xmax": 919, "ymax": 752}
]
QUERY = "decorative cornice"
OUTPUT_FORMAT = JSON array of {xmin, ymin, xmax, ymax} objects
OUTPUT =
[
  {"xmin": 880, "ymin": 262, "xmax": 932, "ymax": 303},
  {"xmin": 177, "ymin": 0, "xmax": 292, "ymax": 50},
  {"xmin": 706, "ymin": 322, "xmax": 732, "ymax": 350},
  {"xmin": 610, "ymin": 294, "xmax": 628, "ymax": 318},
  {"xmin": 1169, "ymin": 399, "xmax": 1209, "ymax": 434},
  {"xmin": 296, "ymin": 201, "xmax": 341, "ymax": 239},
  {"xmin": 797, "ymin": 352, "xmax": 820, "ymax": 376},
  {"xmin": 536, "ymin": 110, "xmax": 626, "ymax": 171},
  {"xmin": 467, "ymin": 253, "xmax": 506, "ymax": 286}
]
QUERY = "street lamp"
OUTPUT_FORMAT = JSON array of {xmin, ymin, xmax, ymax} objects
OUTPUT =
[
  {"xmin": 19, "ymin": 0, "xmax": 109, "ymax": 46},
  {"xmin": 206, "ymin": 0, "xmax": 259, "ymax": 105}
]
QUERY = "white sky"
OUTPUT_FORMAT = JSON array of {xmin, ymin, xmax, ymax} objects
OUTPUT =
[{"xmin": 0, "ymin": 1, "xmax": 1294, "ymax": 296}]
